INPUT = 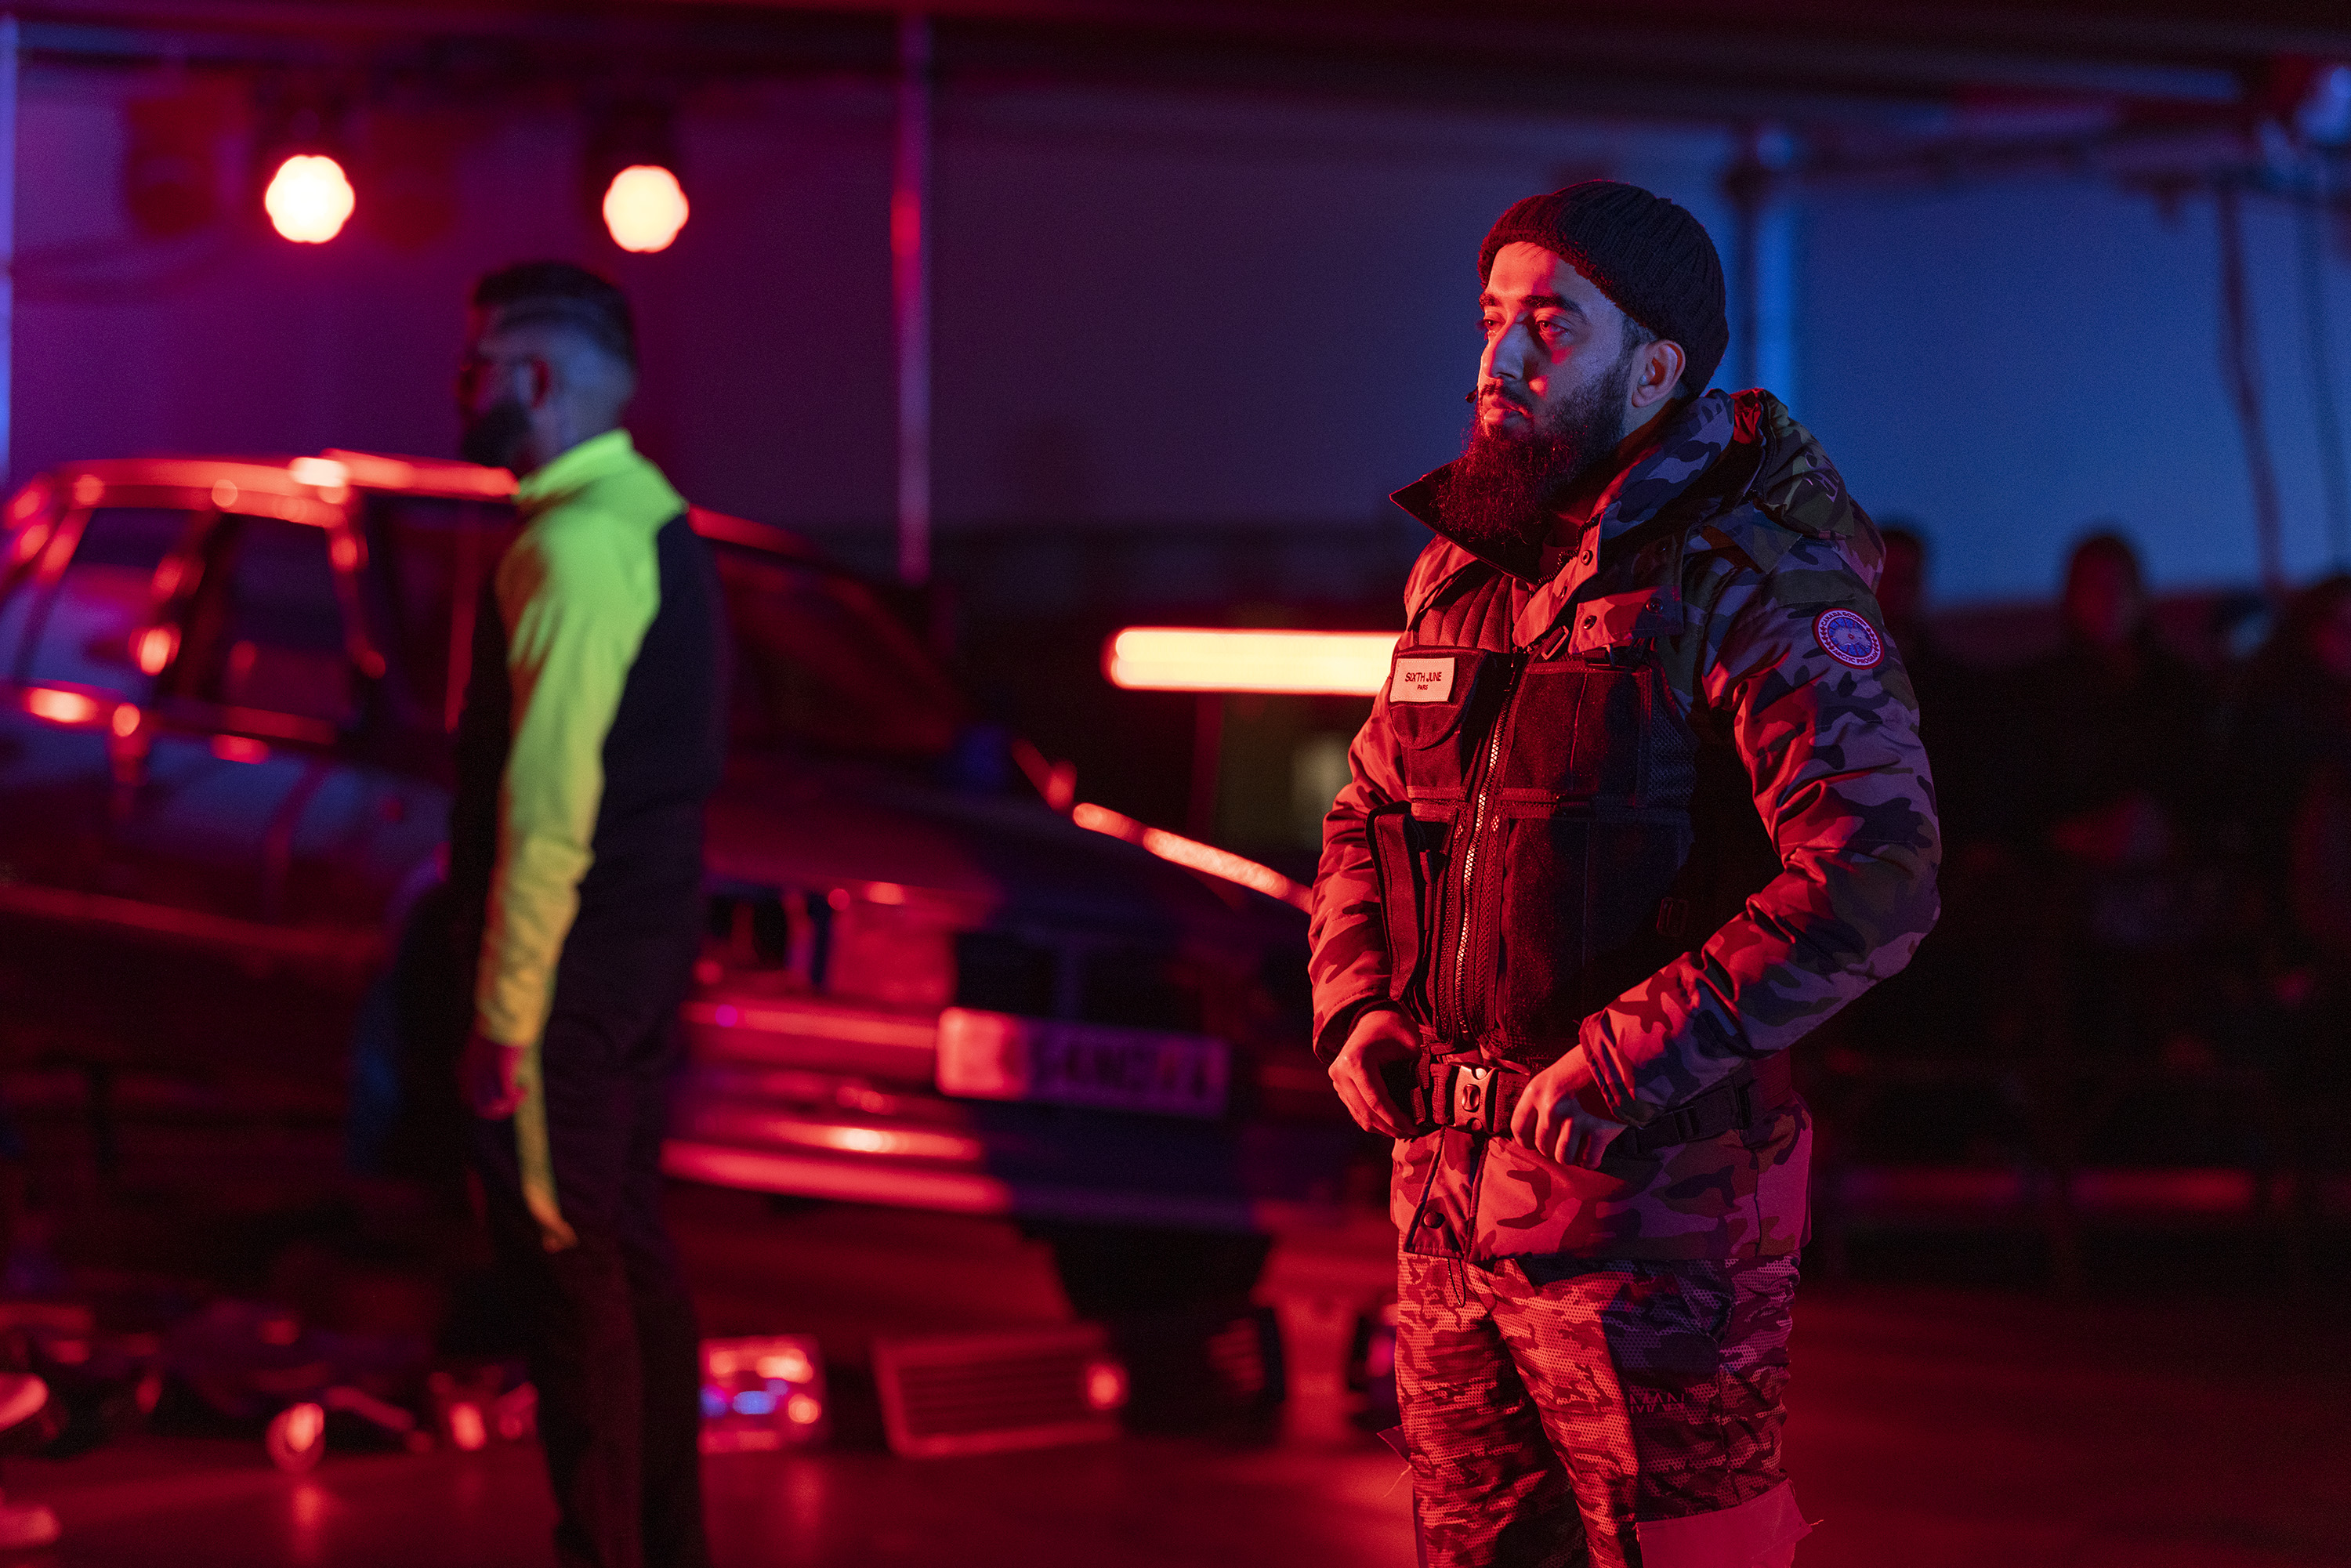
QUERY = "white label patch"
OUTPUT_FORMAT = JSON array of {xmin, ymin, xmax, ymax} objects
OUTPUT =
[{"xmin": 1390, "ymin": 656, "xmax": 1456, "ymax": 704}]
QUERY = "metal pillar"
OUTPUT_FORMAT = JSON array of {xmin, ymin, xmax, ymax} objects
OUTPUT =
[
  {"xmin": 2297, "ymin": 157, "xmax": 2351, "ymax": 569},
  {"xmin": 893, "ymin": 12, "xmax": 933, "ymax": 587},
  {"xmin": 2215, "ymin": 184, "xmax": 2287, "ymax": 599},
  {"xmin": 0, "ymin": 15, "xmax": 18, "ymax": 494},
  {"xmin": 1748, "ymin": 199, "xmax": 1798, "ymax": 400},
  {"xmin": 1723, "ymin": 125, "xmax": 1797, "ymax": 401}
]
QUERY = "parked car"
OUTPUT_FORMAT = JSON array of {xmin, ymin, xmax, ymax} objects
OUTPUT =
[{"xmin": 0, "ymin": 451, "xmax": 1356, "ymax": 1297}]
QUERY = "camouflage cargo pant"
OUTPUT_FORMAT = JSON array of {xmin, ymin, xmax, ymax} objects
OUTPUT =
[{"xmin": 1396, "ymin": 1251, "xmax": 1809, "ymax": 1568}]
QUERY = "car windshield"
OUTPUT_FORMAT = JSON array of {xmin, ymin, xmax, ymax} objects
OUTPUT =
[
  {"xmin": 171, "ymin": 516, "xmax": 357, "ymax": 727},
  {"xmin": 712, "ymin": 541, "xmax": 962, "ymax": 761},
  {"xmin": 367, "ymin": 494, "xmax": 962, "ymax": 762},
  {"xmin": 0, "ymin": 507, "xmax": 187, "ymax": 694}
]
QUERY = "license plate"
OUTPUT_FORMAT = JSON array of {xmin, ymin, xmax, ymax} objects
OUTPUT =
[{"xmin": 935, "ymin": 1007, "xmax": 1230, "ymax": 1119}]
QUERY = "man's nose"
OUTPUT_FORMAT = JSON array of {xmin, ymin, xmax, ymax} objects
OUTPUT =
[{"xmin": 1485, "ymin": 317, "xmax": 1535, "ymax": 382}]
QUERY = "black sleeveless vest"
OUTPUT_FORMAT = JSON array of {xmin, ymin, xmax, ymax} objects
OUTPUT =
[
  {"xmin": 1368, "ymin": 528, "xmax": 1776, "ymax": 1066},
  {"xmin": 448, "ymin": 513, "xmax": 728, "ymax": 933}
]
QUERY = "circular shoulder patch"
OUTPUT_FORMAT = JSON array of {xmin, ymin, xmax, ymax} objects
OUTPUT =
[{"xmin": 1813, "ymin": 607, "xmax": 1884, "ymax": 669}]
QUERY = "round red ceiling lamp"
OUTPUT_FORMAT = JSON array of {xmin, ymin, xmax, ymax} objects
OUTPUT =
[
  {"xmin": 602, "ymin": 164, "xmax": 690, "ymax": 252},
  {"xmin": 264, "ymin": 154, "xmax": 355, "ymax": 243}
]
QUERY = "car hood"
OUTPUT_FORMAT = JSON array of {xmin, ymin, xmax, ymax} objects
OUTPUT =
[{"xmin": 705, "ymin": 755, "xmax": 1303, "ymax": 947}]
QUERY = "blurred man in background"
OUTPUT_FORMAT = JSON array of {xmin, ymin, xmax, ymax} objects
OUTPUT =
[
  {"xmin": 2233, "ymin": 574, "xmax": 2351, "ymax": 964},
  {"xmin": 1828, "ymin": 523, "xmax": 1993, "ymax": 1051},
  {"xmin": 450, "ymin": 262, "xmax": 726, "ymax": 1568},
  {"xmin": 1875, "ymin": 523, "xmax": 1989, "ymax": 844},
  {"xmin": 1311, "ymin": 182, "xmax": 1940, "ymax": 1567},
  {"xmin": 2012, "ymin": 532, "xmax": 2215, "ymax": 1081},
  {"xmin": 2016, "ymin": 532, "xmax": 2210, "ymax": 879}
]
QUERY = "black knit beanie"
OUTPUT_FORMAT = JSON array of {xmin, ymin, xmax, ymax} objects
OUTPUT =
[{"xmin": 1479, "ymin": 180, "xmax": 1729, "ymax": 395}]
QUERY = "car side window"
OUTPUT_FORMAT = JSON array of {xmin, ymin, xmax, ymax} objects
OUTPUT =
[
  {"xmin": 363, "ymin": 494, "xmax": 517, "ymax": 734},
  {"xmin": 0, "ymin": 508, "xmax": 187, "ymax": 694},
  {"xmin": 176, "ymin": 516, "xmax": 357, "ymax": 728}
]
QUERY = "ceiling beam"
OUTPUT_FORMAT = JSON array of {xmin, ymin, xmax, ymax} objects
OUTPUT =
[{"xmin": 16, "ymin": 0, "xmax": 2350, "ymax": 128}]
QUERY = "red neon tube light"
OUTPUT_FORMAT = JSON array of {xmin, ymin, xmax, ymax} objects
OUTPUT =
[{"xmin": 1103, "ymin": 628, "xmax": 1396, "ymax": 697}]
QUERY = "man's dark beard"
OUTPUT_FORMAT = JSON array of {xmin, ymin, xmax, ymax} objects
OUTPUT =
[
  {"xmin": 459, "ymin": 398, "xmax": 532, "ymax": 470},
  {"xmin": 1444, "ymin": 348, "xmax": 1637, "ymax": 556}
]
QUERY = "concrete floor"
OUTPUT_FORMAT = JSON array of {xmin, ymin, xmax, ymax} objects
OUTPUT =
[{"xmin": 0, "ymin": 1186, "xmax": 2343, "ymax": 1567}]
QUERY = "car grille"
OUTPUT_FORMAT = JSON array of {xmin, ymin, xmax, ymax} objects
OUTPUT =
[
  {"xmin": 951, "ymin": 931, "xmax": 1056, "ymax": 1016},
  {"xmin": 704, "ymin": 889, "xmax": 830, "ymax": 986},
  {"xmin": 1078, "ymin": 947, "xmax": 1203, "ymax": 1031},
  {"xmin": 951, "ymin": 932, "xmax": 1204, "ymax": 1032}
]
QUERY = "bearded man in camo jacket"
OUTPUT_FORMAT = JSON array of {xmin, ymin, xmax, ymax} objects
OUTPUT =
[{"xmin": 1310, "ymin": 183, "xmax": 1940, "ymax": 1568}]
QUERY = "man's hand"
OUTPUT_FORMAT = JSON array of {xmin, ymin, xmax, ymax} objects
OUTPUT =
[
  {"xmin": 1328, "ymin": 1009, "xmax": 1421, "ymax": 1139},
  {"xmin": 1509, "ymin": 1047, "xmax": 1625, "ymax": 1170},
  {"xmin": 461, "ymin": 1028, "xmax": 529, "ymax": 1119}
]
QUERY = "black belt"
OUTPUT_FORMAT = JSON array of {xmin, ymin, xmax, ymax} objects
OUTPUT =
[{"xmin": 1381, "ymin": 1050, "xmax": 1793, "ymax": 1155}]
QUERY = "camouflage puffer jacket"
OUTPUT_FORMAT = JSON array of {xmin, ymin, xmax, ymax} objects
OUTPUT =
[{"xmin": 1310, "ymin": 389, "xmax": 1940, "ymax": 1263}]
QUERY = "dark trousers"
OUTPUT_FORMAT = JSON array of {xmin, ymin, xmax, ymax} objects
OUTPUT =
[{"xmin": 468, "ymin": 893, "xmax": 709, "ymax": 1568}]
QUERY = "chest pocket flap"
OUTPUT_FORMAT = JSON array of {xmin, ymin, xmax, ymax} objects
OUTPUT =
[
  {"xmin": 1386, "ymin": 646, "xmax": 1486, "ymax": 751},
  {"xmin": 1388, "ymin": 646, "xmax": 1493, "ymax": 798}
]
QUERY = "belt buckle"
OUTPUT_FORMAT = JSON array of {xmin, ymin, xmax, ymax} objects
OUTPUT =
[{"xmin": 1451, "ymin": 1065, "xmax": 1497, "ymax": 1133}]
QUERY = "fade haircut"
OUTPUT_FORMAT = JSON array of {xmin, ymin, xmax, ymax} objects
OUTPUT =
[
  {"xmin": 472, "ymin": 261, "xmax": 638, "ymax": 372},
  {"xmin": 1612, "ymin": 311, "xmax": 1693, "ymax": 400}
]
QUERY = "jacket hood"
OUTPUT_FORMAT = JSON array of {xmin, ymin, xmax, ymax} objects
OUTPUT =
[
  {"xmin": 1391, "ymin": 389, "xmax": 1882, "ymax": 588},
  {"xmin": 1726, "ymin": 389, "xmax": 1883, "ymax": 581}
]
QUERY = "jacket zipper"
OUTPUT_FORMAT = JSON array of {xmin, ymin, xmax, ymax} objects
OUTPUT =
[{"xmin": 1443, "ymin": 654, "xmax": 1523, "ymax": 1042}]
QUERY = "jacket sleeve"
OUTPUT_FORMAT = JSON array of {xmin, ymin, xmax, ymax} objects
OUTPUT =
[
  {"xmin": 1578, "ymin": 539, "xmax": 1942, "ymax": 1117},
  {"xmin": 1309, "ymin": 547, "xmax": 1468, "ymax": 1063},
  {"xmin": 1308, "ymin": 695, "xmax": 1413, "ymax": 1063},
  {"xmin": 473, "ymin": 512, "xmax": 659, "ymax": 1047}
]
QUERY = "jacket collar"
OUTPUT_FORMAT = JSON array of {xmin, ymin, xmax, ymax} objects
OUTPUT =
[
  {"xmin": 513, "ymin": 428, "xmax": 643, "ymax": 521},
  {"xmin": 1389, "ymin": 393, "xmax": 1735, "ymax": 585},
  {"xmin": 1389, "ymin": 388, "xmax": 1876, "ymax": 589}
]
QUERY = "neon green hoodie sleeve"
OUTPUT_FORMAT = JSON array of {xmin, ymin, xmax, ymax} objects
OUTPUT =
[
  {"xmin": 474, "ymin": 509, "xmax": 659, "ymax": 1046},
  {"xmin": 472, "ymin": 431, "xmax": 683, "ymax": 1251}
]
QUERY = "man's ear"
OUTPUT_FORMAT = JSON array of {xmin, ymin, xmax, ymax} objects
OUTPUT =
[
  {"xmin": 1628, "ymin": 338, "xmax": 1686, "ymax": 413},
  {"xmin": 523, "ymin": 357, "xmax": 556, "ymax": 411}
]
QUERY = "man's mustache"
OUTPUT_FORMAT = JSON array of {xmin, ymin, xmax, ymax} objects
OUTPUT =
[{"xmin": 1469, "ymin": 382, "xmax": 1531, "ymax": 411}]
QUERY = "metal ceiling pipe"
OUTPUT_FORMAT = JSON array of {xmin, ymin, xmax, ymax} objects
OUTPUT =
[{"xmin": 2215, "ymin": 183, "xmax": 2288, "ymax": 600}]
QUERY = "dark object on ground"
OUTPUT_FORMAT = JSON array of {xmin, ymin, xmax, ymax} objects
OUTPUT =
[
  {"xmin": 0, "ymin": 1303, "xmax": 158, "ymax": 1460},
  {"xmin": 1106, "ymin": 1303, "xmax": 1285, "ymax": 1432}
]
